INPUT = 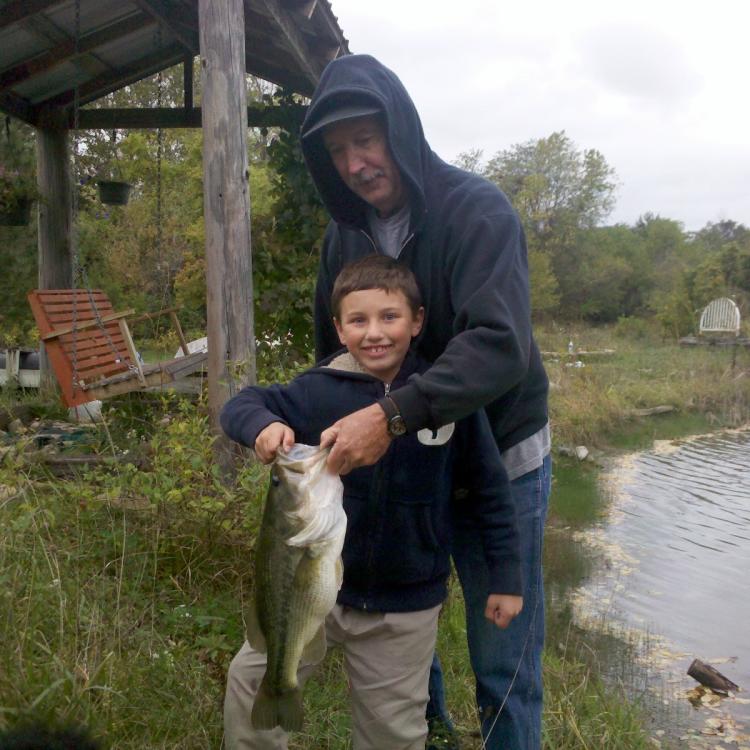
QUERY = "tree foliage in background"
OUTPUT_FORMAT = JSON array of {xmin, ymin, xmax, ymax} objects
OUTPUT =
[
  {"xmin": 250, "ymin": 91, "xmax": 328, "ymax": 368},
  {"xmin": 456, "ymin": 133, "xmax": 750, "ymax": 332},
  {"xmin": 0, "ymin": 119, "xmax": 38, "ymax": 345},
  {"xmin": 3, "ymin": 87, "xmax": 750, "ymax": 349}
]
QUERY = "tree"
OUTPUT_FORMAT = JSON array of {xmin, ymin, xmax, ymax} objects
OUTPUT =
[
  {"xmin": 0, "ymin": 119, "xmax": 39, "ymax": 344},
  {"xmin": 479, "ymin": 132, "xmax": 618, "ymax": 319},
  {"xmin": 483, "ymin": 131, "xmax": 617, "ymax": 250}
]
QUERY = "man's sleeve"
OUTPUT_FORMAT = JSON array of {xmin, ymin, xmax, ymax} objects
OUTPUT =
[
  {"xmin": 391, "ymin": 211, "xmax": 532, "ymax": 432},
  {"xmin": 455, "ymin": 409, "xmax": 522, "ymax": 595}
]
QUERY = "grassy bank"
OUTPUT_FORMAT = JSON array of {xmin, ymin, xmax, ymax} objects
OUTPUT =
[
  {"xmin": 538, "ymin": 323, "xmax": 750, "ymax": 448},
  {"xmin": 1, "ymin": 329, "xmax": 748, "ymax": 747}
]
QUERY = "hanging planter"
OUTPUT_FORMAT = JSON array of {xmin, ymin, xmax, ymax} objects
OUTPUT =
[
  {"xmin": 97, "ymin": 180, "xmax": 132, "ymax": 206},
  {"xmin": 0, "ymin": 196, "xmax": 33, "ymax": 226}
]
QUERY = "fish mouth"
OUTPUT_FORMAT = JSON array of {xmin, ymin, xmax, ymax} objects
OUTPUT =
[{"xmin": 277, "ymin": 444, "xmax": 330, "ymax": 472}]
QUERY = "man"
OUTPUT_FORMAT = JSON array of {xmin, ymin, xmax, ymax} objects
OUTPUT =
[{"xmin": 300, "ymin": 54, "xmax": 551, "ymax": 750}]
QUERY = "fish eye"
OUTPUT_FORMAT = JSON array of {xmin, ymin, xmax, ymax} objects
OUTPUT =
[{"xmin": 270, "ymin": 474, "xmax": 280, "ymax": 486}]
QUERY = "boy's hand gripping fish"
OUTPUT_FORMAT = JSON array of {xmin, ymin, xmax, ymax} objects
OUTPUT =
[{"xmin": 246, "ymin": 444, "xmax": 346, "ymax": 732}]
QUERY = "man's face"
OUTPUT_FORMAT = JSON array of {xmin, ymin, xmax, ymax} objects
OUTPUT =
[{"xmin": 322, "ymin": 115, "xmax": 407, "ymax": 218}]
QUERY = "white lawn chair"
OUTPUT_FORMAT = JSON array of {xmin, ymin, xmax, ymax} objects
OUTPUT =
[{"xmin": 699, "ymin": 297, "xmax": 740, "ymax": 337}]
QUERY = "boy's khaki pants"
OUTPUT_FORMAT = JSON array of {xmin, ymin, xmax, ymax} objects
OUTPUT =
[{"xmin": 224, "ymin": 603, "xmax": 441, "ymax": 750}]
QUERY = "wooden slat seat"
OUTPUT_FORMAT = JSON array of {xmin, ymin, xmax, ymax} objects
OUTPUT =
[{"xmin": 28, "ymin": 289, "xmax": 207, "ymax": 407}]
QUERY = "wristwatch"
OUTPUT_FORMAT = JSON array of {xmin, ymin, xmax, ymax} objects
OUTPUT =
[{"xmin": 379, "ymin": 395, "xmax": 407, "ymax": 437}]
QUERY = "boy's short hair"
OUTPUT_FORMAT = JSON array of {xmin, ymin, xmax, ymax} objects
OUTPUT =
[{"xmin": 331, "ymin": 255, "xmax": 422, "ymax": 318}]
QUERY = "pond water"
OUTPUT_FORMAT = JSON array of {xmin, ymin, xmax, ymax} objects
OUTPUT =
[{"xmin": 572, "ymin": 428, "xmax": 750, "ymax": 745}]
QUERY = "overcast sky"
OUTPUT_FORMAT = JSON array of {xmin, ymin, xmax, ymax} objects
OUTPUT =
[{"xmin": 331, "ymin": 0, "xmax": 749, "ymax": 232}]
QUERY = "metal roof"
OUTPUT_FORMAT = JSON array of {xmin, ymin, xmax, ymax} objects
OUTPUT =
[{"xmin": 0, "ymin": 0, "xmax": 350, "ymax": 127}]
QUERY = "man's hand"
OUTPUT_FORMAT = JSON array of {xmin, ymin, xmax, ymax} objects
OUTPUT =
[
  {"xmin": 320, "ymin": 403, "xmax": 391, "ymax": 475},
  {"xmin": 254, "ymin": 422, "xmax": 295, "ymax": 464},
  {"xmin": 484, "ymin": 594, "xmax": 523, "ymax": 629}
]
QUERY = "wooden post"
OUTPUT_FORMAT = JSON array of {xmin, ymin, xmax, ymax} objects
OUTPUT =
[
  {"xmin": 198, "ymin": 0, "xmax": 256, "ymax": 473},
  {"xmin": 36, "ymin": 122, "xmax": 72, "ymax": 392}
]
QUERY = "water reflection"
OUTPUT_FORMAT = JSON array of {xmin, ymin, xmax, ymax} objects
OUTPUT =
[{"xmin": 575, "ymin": 428, "xmax": 750, "ymax": 740}]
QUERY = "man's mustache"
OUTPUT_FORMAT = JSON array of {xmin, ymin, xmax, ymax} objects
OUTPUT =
[{"xmin": 352, "ymin": 169, "xmax": 385, "ymax": 187}]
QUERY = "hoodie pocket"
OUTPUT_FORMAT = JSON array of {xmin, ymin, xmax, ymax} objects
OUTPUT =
[{"xmin": 375, "ymin": 499, "xmax": 443, "ymax": 585}]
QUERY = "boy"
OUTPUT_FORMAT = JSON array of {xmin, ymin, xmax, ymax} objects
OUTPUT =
[{"xmin": 220, "ymin": 255, "xmax": 522, "ymax": 750}]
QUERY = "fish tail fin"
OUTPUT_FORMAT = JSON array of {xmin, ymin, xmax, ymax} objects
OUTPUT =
[{"xmin": 251, "ymin": 679, "xmax": 304, "ymax": 733}]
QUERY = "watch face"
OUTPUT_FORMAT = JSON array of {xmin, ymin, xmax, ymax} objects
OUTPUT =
[{"xmin": 388, "ymin": 415, "xmax": 407, "ymax": 437}]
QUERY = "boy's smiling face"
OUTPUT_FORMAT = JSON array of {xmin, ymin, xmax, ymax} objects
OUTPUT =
[{"xmin": 334, "ymin": 287, "xmax": 424, "ymax": 383}]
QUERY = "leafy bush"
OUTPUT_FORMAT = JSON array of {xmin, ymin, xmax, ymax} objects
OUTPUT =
[{"xmin": 613, "ymin": 316, "xmax": 651, "ymax": 340}]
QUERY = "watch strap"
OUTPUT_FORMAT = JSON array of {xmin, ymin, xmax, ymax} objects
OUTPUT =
[{"xmin": 378, "ymin": 395, "xmax": 400, "ymax": 421}]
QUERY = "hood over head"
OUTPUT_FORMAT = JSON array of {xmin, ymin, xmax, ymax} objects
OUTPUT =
[{"xmin": 301, "ymin": 54, "xmax": 431, "ymax": 229}]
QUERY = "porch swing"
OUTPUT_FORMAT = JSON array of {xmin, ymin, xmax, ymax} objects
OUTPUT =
[{"xmin": 28, "ymin": 5, "xmax": 206, "ymax": 409}]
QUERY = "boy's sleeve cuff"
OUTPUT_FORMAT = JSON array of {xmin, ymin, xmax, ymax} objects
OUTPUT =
[
  {"xmin": 486, "ymin": 558, "xmax": 523, "ymax": 597},
  {"xmin": 388, "ymin": 382, "xmax": 433, "ymax": 434}
]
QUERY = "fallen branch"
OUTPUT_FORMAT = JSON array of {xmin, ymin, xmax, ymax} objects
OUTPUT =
[{"xmin": 629, "ymin": 405, "xmax": 676, "ymax": 417}]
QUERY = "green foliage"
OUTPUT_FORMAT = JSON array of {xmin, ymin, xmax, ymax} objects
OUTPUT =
[
  {"xmin": 483, "ymin": 130, "xmax": 617, "ymax": 247},
  {"xmin": 250, "ymin": 91, "xmax": 328, "ymax": 366},
  {"xmin": 613, "ymin": 316, "xmax": 652, "ymax": 340},
  {"xmin": 528, "ymin": 248, "xmax": 560, "ymax": 316},
  {"xmin": 0, "ymin": 165, "xmax": 40, "ymax": 213},
  {"xmin": 0, "ymin": 121, "xmax": 38, "ymax": 342},
  {"xmin": 0, "ymin": 123, "xmax": 40, "ymax": 212},
  {"xmin": 562, "ymin": 225, "xmax": 653, "ymax": 322}
]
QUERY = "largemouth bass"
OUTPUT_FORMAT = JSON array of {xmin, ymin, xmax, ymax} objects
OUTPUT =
[{"xmin": 247, "ymin": 444, "xmax": 346, "ymax": 732}]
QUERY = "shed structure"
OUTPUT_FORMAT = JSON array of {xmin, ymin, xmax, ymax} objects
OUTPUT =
[{"xmin": 0, "ymin": 0, "xmax": 349, "ymax": 467}]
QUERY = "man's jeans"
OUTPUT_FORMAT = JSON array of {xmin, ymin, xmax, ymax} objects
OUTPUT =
[{"xmin": 429, "ymin": 454, "xmax": 551, "ymax": 750}]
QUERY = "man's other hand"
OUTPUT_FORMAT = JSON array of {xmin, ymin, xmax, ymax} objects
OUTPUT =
[{"xmin": 320, "ymin": 403, "xmax": 391, "ymax": 475}]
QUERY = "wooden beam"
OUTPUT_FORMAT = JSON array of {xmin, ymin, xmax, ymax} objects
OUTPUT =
[
  {"xmin": 0, "ymin": 0, "xmax": 59, "ymax": 32},
  {"xmin": 36, "ymin": 123, "xmax": 73, "ymax": 390},
  {"xmin": 254, "ymin": 0, "xmax": 322, "ymax": 88},
  {"xmin": 72, "ymin": 103, "xmax": 305, "ymax": 129},
  {"xmin": 183, "ymin": 55, "xmax": 194, "ymax": 109},
  {"xmin": 0, "ymin": 14, "xmax": 155, "ymax": 92},
  {"xmin": 199, "ymin": 0, "xmax": 256, "ymax": 473},
  {"xmin": 19, "ymin": 12, "xmax": 107, "ymax": 82},
  {"xmin": 131, "ymin": 0, "xmax": 199, "ymax": 54},
  {"xmin": 0, "ymin": 91, "xmax": 36, "ymax": 125},
  {"xmin": 244, "ymin": 52, "xmax": 315, "ymax": 96},
  {"xmin": 33, "ymin": 42, "xmax": 186, "ymax": 114}
]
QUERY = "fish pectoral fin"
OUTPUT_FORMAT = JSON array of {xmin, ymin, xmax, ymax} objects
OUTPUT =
[
  {"xmin": 245, "ymin": 598, "xmax": 267, "ymax": 653},
  {"xmin": 300, "ymin": 623, "xmax": 327, "ymax": 666}
]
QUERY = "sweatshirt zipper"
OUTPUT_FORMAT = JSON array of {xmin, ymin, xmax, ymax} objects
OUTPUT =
[{"xmin": 363, "ymin": 380, "xmax": 392, "ymax": 609}]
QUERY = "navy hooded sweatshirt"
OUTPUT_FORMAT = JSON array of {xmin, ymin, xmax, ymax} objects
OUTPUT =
[
  {"xmin": 220, "ymin": 350, "xmax": 521, "ymax": 614},
  {"xmin": 301, "ymin": 55, "xmax": 549, "ymax": 453}
]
